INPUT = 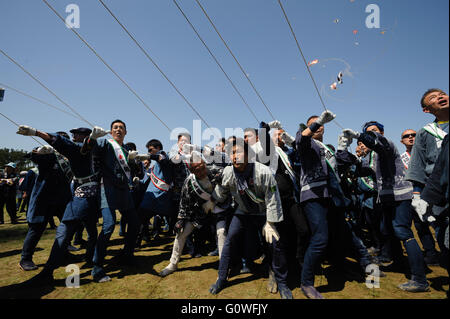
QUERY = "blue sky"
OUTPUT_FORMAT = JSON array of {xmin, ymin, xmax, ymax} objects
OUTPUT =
[{"xmin": 1, "ymin": 0, "xmax": 448, "ymax": 154}]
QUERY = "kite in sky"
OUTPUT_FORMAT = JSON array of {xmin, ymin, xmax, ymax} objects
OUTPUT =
[
  {"xmin": 337, "ymin": 71, "xmax": 343, "ymax": 84},
  {"xmin": 308, "ymin": 59, "xmax": 319, "ymax": 66},
  {"xmin": 330, "ymin": 82, "xmax": 337, "ymax": 90},
  {"xmin": 333, "ymin": 19, "xmax": 340, "ymax": 24},
  {"xmin": 353, "ymin": 29, "xmax": 358, "ymax": 35}
]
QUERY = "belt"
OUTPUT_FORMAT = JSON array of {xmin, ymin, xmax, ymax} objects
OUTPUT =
[{"xmin": 74, "ymin": 174, "xmax": 99, "ymax": 185}]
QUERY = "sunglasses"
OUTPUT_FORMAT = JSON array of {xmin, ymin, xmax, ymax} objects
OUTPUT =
[{"xmin": 402, "ymin": 133, "xmax": 416, "ymax": 139}]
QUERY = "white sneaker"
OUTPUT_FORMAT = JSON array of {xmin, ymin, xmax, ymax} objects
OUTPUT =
[{"xmin": 159, "ymin": 264, "xmax": 177, "ymax": 277}]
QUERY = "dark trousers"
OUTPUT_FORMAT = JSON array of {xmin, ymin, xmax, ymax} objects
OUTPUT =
[
  {"xmin": 218, "ymin": 214, "xmax": 289, "ymax": 288},
  {"xmin": 21, "ymin": 218, "xmax": 51, "ymax": 261},
  {"xmin": 0, "ymin": 195, "xmax": 17, "ymax": 223},
  {"xmin": 301, "ymin": 199, "xmax": 329, "ymax": 287},
  {"xmin": 363, "ymin": 205, "xmax": 382, "ymax": 250},
  {"xmin": 412, "ymin": 211, "xmax": 439, "ymax": 259},
  {"xmin": 44, "ymin": 212, "xmax": 98, "ymax": 272},
  {"xmin": 430, "ymin": 210, "xmax": 449, "ymax": 274},
  {"xmin": 383, "ymin": 200, "xmax": 427, "ymax": 284}
]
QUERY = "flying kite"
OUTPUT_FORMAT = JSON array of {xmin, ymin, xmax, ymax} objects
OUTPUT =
[
  {"xmin": 308, "ymin": 59, "xmax": 319, "ymax": 66},
  {"xmin": 337, "ymin": 72, "xmax": 343, "ymax": 84},
  {"xmin": 353, "ymin": 29, "xmax": 358, "ymax": 35},
  {"xmin": 330, "ymin": 82, "xmax": 337, "ymax": 90},
  {"xmin": 333, "ymin": 19, "xmax": 340, "ymax": 24},
  {"xmin": 381, "ymin": 30, "xmax": 386, "ymax": 34}
]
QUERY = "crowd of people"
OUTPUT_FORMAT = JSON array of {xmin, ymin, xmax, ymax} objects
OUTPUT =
[{"xmin": 1, "ymin": 87, "xmax": 448, "ymax": 299}]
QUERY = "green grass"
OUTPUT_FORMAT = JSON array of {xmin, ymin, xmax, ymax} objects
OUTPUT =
[{"xmin": 0, "ymin": 210, "xmax": 448, "ymax": 299}]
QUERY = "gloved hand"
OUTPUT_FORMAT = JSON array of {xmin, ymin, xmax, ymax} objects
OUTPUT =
[
  {"xmin": 343, "ymin": 128, "xmax": 360, "ymax": 139},
  {"xmin": 182, "ymin": 143, "xmax": 201, "ymax": 155},
  {"xmin": 268, "ymin": 120, "xmax": 283, "ymax": 130},
  {"xmin": 128, "ymin": 151, "xmax": 138, "ymax": 160},
  {"xmin": 202, "ymin": 199, "xmax": 215, "ymax": 214},
  {"xmin": 202, "ymin": 145, "xmax": 213, "ymax": 156},
  {"xmin": 135, "ymin": 154, "xmax": 151, "ymax": 161},
  {"xmin": 16, "ymin": 125, "xmax": 37, "ymax": 136},
  {"xmin": 411, "ymin": 193, "xmax": 429, "ymax": 222},
  {"xmin": 89, "ymin": 126, "xmax": 109, "ymax": 140},
  {"xmin": 337, "ymin": 134, "xmax": 350, "ymax": 151},
  {"xmin": 174, "ymin": 219, "xmax": 186, "ymax": 234},
  {"xmin": 36, "ymin": 145, "xmax": 55, "ymax": 154},
  {"xmin": 262, "ymin": 222, "xmax": 280, "ymax": 244},
  {"xmin": 259, "ymin": 121, "xmax": 271, "ymax": 131},
  {"xmin": 132, "ymin": 176, "xmax": 140, "ymax": 185},
  {"xmin": 281, "ymin": 131, "xmax": 295, "ymax": 146},
  {"xmin": 315, "ymin": 110, "xmax": 336, "ymax": 126}
]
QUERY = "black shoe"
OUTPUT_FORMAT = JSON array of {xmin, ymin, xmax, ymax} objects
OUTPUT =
[
  {"xmin": 73, "ymin": 239, "xmax": 87, "ymax": 247},
  {"xmin": 209, "ymin": 279, "xmax": 227, "ymax": 295},
  {"xmin": 19, "ymin": 259, "xmax": 38, "ymax": 271}
]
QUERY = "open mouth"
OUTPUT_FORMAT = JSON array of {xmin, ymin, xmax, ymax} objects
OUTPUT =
[{"xmin": 438, "ymin": 99, "xmax": 448, "ymax": 107}]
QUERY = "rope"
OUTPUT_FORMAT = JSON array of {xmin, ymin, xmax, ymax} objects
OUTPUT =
[
  {"xmin": 195, "ymin": 0, "xmax": 276, "ymax": 121},
  {"xmin": 0, "ymin": 82, "xmax": 82, "ymax": 120},
  {"xmin": 0, "ymin": 111, "xmax": 45, "ymax": 146},
  {"xmin": 277, "ymin": 0, "xmax": 345, "ymax": 130},
  {"xmin": 172, "ymin": 0, "xmax": 260, "ymax": 125},
  {"xmin": 0, "ymin": 49, "xmax": 94, "ymax": 128},
  {"xmin": 98, "ymin": 0, "xmax": 213, "ymax": 130},
  {"xmin": 41, "ymin": 0, "xmax": 172, "ymax": 132}
]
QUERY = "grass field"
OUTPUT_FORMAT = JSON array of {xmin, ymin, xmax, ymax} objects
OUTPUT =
[{"xmin": 0, "ymin": 210, "xmax": 448, "ymax": 299}]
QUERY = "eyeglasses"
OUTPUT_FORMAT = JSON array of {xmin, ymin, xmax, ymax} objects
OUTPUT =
[{"xmin": 402, "ymin": 133, "xmax": 416, "ymax": 139}]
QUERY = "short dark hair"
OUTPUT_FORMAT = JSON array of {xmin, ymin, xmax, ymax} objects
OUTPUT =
[
  {"xmin": 420, "ymin": 88, "xmax": 446, "ymax": 108},
  {"xmin": 244, "ymin": 128, "xmax": 258, "ymax": 137},
  {"xmin": 220, "ymin": 137, "xmax": 226, "ymax": 144},
  {"xmin": 306, "ymin": 115, "xmax": 319, "ymax": 125},
  {"xmin": 124, "ymin": 142, "xmax": 137, "ymax": 151},
  {"xmin": 177, "ymin": 132, "xmax": 191, "ymax": 142},
  {"xmin": 146, "ymin": 139, "xmax": 163, "ymax": 150},
  {"xmin": 111, "ymin": 119, "xmax": 126, "ymax": 130},
  {"xmin": 225, "ymin": 137, "xmax": 255, "ymax": 159},
  {"xmin": 56, "ymin": 131, "xmax": 70, "ymax": 139}
]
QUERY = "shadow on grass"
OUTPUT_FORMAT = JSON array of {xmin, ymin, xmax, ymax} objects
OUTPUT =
[
  {"xmin": 0, "ymin": 227, "xmax": 29, "ymax": 241},
  {"xmin": 316, "ymin": 260, "xmax": 366, "ymax": 293},
  {"xmin": 0, "ymin": 248, "xmax": 43, "ymax": 259},
  {"xmin": 0, "ymin": 279, "xmax": 56, "ymax": 299},
  {"xmin": 429, "ymin": 276, "xmax": 449, "ymax": 292}
]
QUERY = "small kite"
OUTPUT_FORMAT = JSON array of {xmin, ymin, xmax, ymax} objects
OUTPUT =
[
  {"xmin": 330, "ymin": 82, "xmax": 337, "ymax": 90},
  {"xmin": 381, "ymin": 30, "xmax": 386, "ymax": 34},
  {"xmin": 308, "ymin": 59, "xmax": 319, "ymax": 66},
  {"xmin": 337, "ymin": 72, "xmax": 343, "ymax": 84},
  {"xmin": 354, "ymin": 41, "xmax": 359, "ymax": 46},
  {"xmin": 333, "ymin": 19, "xmax": 340, "ymax": 24},
  {"xmin": 353, "ymin": 29, "xmax": 358, "ymax": 35}
]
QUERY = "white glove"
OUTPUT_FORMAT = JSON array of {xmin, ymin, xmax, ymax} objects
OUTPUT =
[
  {"xmin": 132, "ymin": 176, "xmax": 140, "ymax": 185},
  {"xmin": 343, "ymin": 128, "xmax": 360, "ymax": 139},
  {"xmin": 281, "ymin": 132, "xmax": 295, "ymax": 146},
  {"xmin": 16, "ymin": 125, "xmax": 37, "ymax": 136},
  {"xmin": 182, "ymin": 143, "xmax": 201, "ymax": 155},
  {"xmin": 315, "ymin": 110, "xmax": 336, "ymax": 126},
  {"xmin": 202, "ymin": 199, "xmax": 215, "ymax": 214},
  {"xmin": 89, "ymin": 126, "xmax": 110, "ymax": 140},
  {"xmin": 128, "ymin": 151, "xmax": 138, "ymax": 161},
  {"xmin": 135, "ymin": 154, "xmax": 151, "ymax": 161},
  {"xmin": 268, "ymin": 120, "xmax": 283, "ymax": 130},
  {"xmin": 337, "ymin": 134, "xmax": 350, "ymax": 151},
  {"xmin": 203, "ymin": 145, "xmax": 213, "ymax": 156},
  {"xmin": 411, "ymin": 193, "xmax": 429, "ymax": 222},
  {"xmin": 36, "ymin": 145, "xmax": 55, "ymax": 154},
  {"xmin": 262, "ymin": 222, "xmax": 280, "ymax": 244}
]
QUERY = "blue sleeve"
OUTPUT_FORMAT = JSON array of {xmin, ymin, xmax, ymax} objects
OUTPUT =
[
  {"xmin": 49, "ymin": 134, "xmax": 80, "ymax": 160},
  {"xmin": 358, "ymin": 131, "xmax": 392, "ymax": 156}
]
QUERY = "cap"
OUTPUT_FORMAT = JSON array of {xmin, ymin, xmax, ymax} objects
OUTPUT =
[
  {"xmin": 70, "ymin": 127, "xmax": 92, "ymax": 135},
  {"xmin": 5, "ymin": 162, "xmax": 16, "ymax": 169}
]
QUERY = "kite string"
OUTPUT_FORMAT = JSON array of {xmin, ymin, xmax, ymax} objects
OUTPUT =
[
  {"xmin": 277, "ymin": 0, "xmax": 345, "ymax": 130},
  {"xmin": 41, "ymin": 0, "xmax": 172, "ymax": 132},
  {"xmin": 0, "ymin": 82, "xmax": 82, "ymax": 120},
  {"xmin": 195, "ymin": 0, "xmax": 276, "ymax": 122},
  {"xmin": 98, "ymin": 0, "xmax": 215, "ymax": 131},
  {"xmin": 172, "ymin": 0, "xmax": 260, "ymax": 125},
  {"xmin": 0, "ymin": 111, "xmax": 45, "ymax": 146}
]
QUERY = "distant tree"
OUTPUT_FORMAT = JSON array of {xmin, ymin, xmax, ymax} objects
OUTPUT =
[{"xmin": 0, "ymin": 148, "xmax": 33, "ymax": 172}]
